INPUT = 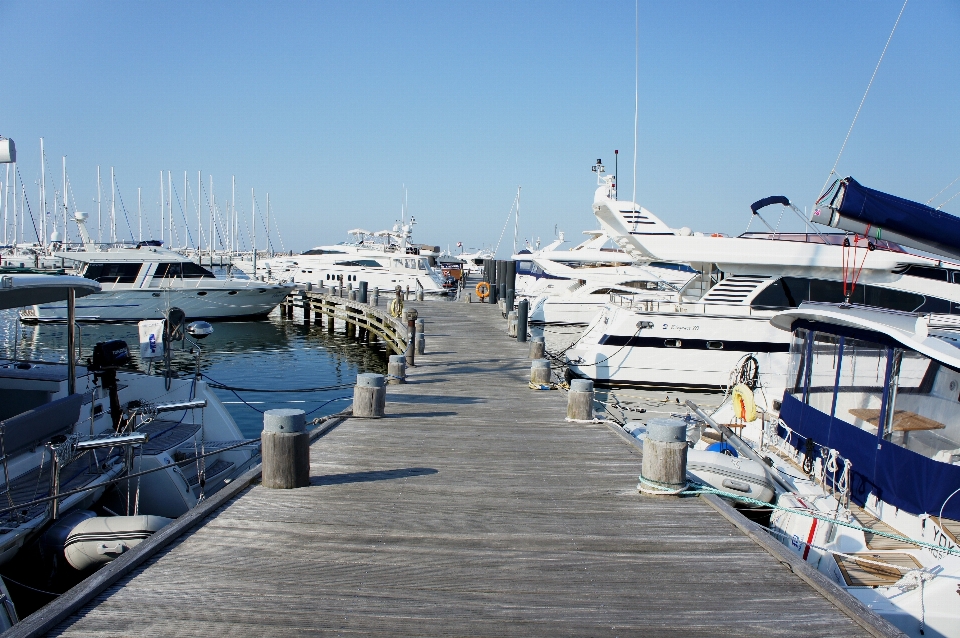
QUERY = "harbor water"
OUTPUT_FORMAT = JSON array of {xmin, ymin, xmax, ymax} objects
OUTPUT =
[{"xmin": 0, "ymin": 307, "xmax": 389, "ymax": 437}]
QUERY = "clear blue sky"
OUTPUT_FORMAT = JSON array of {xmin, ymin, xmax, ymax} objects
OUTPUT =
[{"xmin": 3, "ymin": 1, "xmax": 958, "ymax": 256}]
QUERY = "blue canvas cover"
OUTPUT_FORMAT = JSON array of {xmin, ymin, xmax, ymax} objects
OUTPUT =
[
  {"xmin": 780, "ymin": 392, "xmax": 960, "ymax": 521},
  {"xmin": 833, "ymin": 176, "xmax": 960, "ymax": 258}
]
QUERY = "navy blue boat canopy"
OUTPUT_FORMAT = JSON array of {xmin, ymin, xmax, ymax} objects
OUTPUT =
[{"xmin": 813, "ymin": 176, "xmax": 960, "ymax": 260}]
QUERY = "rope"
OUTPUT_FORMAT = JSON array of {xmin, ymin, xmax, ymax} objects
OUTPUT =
[{"xmin": 820, "ymin": 0, "xmax": 908, "ymax": 196}]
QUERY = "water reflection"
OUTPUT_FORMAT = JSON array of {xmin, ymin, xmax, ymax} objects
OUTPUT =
[{"xmin": 0, "ymin": 308, "xmax": 387, "ymax": 437}]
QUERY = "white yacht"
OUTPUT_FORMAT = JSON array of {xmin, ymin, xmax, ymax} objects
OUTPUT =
[
  {"xmin": 565, "ymin": 179, "xmax": 960, "ymax": 391},
  {"xmin": 256, "ymin": 222, "xmax": 456, "ymax": 295},
  {"xmin": 691, "ymin": 302, "xmax": 960, "ymax": 637}
]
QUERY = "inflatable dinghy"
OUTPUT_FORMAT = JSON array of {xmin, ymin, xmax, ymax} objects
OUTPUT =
[
  {"xmin": 64, "ymin": 515, "xmax": 172, "ymax": 571},
  {"xmin": 687, "ymin": 449, "xmax": 776, "ymax": 503}
]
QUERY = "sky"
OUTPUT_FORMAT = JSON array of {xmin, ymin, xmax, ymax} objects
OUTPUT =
[{"xmin": 2, "ymin": 1, "xmax": 959, "ymax": 257}]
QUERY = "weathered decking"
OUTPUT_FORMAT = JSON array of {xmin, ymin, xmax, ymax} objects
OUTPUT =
[{"xmin": 27, "ymin": 301, "xmax": 894, "ymax": 636}]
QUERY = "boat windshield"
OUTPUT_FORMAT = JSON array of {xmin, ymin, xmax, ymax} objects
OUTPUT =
[
  {"xmin": 82, "ymin": 262, "xmax": 142, "ymax": 284},
  {"xmin": 787, "ymin": 327, "xmax": 960, "ymax": 461}
]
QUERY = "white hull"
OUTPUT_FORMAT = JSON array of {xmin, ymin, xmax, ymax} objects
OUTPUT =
[
  {"xmin": 23, "ymin": 283, "xmax": 292, "ymax": 322},
  {"xmin": 566, "ymin": 304, "xmax": 789, "ymax": 390}
]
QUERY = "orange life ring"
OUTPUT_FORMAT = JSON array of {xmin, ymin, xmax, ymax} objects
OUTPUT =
[{"xmin": 475, "ymin": 281, "xmax": 490, "ymax": 299}]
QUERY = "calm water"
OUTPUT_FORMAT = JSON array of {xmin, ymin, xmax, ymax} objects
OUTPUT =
[{"xmin": 0, "ymin": 308, "xmax": 389, "ymax": 437}]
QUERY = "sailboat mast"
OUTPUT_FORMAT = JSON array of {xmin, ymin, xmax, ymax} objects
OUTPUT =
[
  {"xmin": 231, "ymin": 175, "xmax": 236, "ymax": 254},
  {"xmin": 138, "ymin": 187, "xmax": 142, "ymax": 242},
  {"xmin": 266, "ymin": 193, "xmax": 270, "ymax": 257},
  {"xmin": 39, "ymin": 138, "xmax": 46, "ymax": 247},
  {"xmin": 96, "ymin": 166, "xmax": 102, "ymax": 244},
  {"xmin": 197, "ymin": 170, "xmax": 202, "ymax": 254},
  {"xmin": 62, "ymin": 156, "xmax": 67, "ymax": 244},
  {"xmin": 159, "ymin": 170, "xmax": 164, "ymax": 244},
  {"xmin": 209, "ymin": 174, "xmax": 214, "ymax": 259},
  {"xmin": 251, "ymin": 187, "xmax": 256, "ymax": 278},
  {"xmin": 168, "ymin": 171, "xmax": 173, "ymax": 247},
  {"xmin": 3, "ymin": 164, "xmax": 9, "ymax": 245},
  {"xmin": 110, "ymin": 167, "xmax": 116, "ymax": 244},
  {"xmin": 514, "ymin": 186, "xmax": 520, "ymax": 255}
]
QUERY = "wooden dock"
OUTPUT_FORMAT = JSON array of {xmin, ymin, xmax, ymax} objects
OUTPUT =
[{"xmin": 13, "ymin": 300, "xmax": 901, "ymax": 637}]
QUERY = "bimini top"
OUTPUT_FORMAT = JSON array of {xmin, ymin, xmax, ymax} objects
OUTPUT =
[
  {"xmin": 0, "ymin": 272, "xmax": 101, "ymax": 310},
  {"xmin": 812, "ymin": 176, "xmax": 960, "ymax": 260},
  {"xmin": 770, "ymin": 301, "xmax": 960, "ymax": 370}
]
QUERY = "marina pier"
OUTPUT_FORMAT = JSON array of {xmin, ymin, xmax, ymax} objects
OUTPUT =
[{"xmin": 8, "ymin": 300, "xmax": 900, "ymax": 637}]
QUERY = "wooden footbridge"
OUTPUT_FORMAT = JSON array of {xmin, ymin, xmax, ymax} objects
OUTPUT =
[{"xmin": 6, "ymin": 299, "xmax": 904, "ymax": 637}]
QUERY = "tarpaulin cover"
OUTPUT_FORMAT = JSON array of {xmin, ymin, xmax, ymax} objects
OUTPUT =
[
  {"xmin": 837, "ymin": 176, "xmax": 960, "ymax": 257},
  {"xmin": 780, "ymin": 392, "xmax": 960, "ymax": 521}
]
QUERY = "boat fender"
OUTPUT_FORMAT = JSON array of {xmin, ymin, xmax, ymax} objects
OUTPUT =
[
  {"xmin": 732, "ymin": 384, "xmax": 756, "ymax": 422},
  {"xmin": 475, "ymin": 281, "xmax": 490, "ymax": 300},
  {"xmin": 389, "ymin": 298, "xmax": 404, "ymax": 318}
]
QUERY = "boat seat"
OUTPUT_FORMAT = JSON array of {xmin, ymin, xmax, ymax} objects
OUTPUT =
[
  {"xmin": 848, "ymin": 505, "xmax": 916, "ymax": 551},
  {"xmin": 833, "ymin": 552, "xmax": 922, "ymax": 587},
  {"xmin": 0, "ymin": 393, "xmax": 83, "ymax": 458},
  {"xmin": 136, "ymin": 420, "xmax": 201, "ymax": 455}
]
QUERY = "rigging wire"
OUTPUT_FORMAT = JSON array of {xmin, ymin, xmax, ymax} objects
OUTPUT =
[
  {"xmin": 631, "ymin": 0, "xmax": 639, "ymax": 209},
  {"xmin": 493, "ymin": 190, "xmax": 520, "ymax": 257},
  {"xmin": 927, "ymin": 172, "xmax": 960, "ymax": 205},
  {"xmin": 819, "ymin": 0, "xmax": 908, "ymax": 197}
]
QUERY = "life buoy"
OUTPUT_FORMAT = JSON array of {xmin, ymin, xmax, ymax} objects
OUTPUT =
[
  {"xmin": 389, "ymin": 298, "xmax": 404, "ymax": 318},
  {"xmin": 731, "ymin": 383, "xmax": 756, "ymax": 422},
  {"xmin": 475, "ymin": 281, "xmax": 490, "ymax": 299}
]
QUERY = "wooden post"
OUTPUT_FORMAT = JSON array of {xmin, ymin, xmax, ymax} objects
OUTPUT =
[
  {"xmin": 566, "ymin": 379, "xmax": 594, "ymax": 421},
  {"xmin": 261, "ymin": 409, "xmax": 310, "ymax": 489},
  {"xmin": 372, "ymin": 287, "xmax": 379, "ymax": 307},
  {"xmin": 353, "ymin": 373, "xmax": 386, "ymax": 418},
  {"xmin": 358, "ymin": 281, "xmax": 368, "ymax": 304},
  {"xmin": 327, "ymin": 312, "xmax": 334, "ymax": 333},
  {"xmin": 387, "ymin": 354, "xmax": 406, "ymax": 384},
  {"xmin": 507, "ymin": 311, "xmax": 518, "ymax": 337},
  {"xmin": 404, "ymin": 308, "xmax": 418, "ymax": 367},
  {"xmin": 517, "ymin": 299, "xmax": 528, "ymax": 342},
  {"xmin": 416, "ymin": 288, "xmax": 424, "ymax": 301},
  {"xmin": 415, "ymin": 318, "xmax": 425, "ymax": 354},
  {"xmin": 639, "ymin": 418, "xmax": 688, "ymax": 495},
  {"xmin": 530, "ymin": 359, "xmax": 551, "ymax": 386},
  {"xmin": 529, "ymin": 336, "xmax": 545, "ymax": 359},
  {"xmin": 301, "ymin": 293, "xmax": 311, "ymax": 325}
]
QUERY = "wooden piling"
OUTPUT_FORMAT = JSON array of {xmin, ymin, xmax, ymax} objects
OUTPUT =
[
  {"xmin": 530, "ymin": 359, "xmax": 551, "ymax": 385},
  {"xmin": 566, "ymin": 378, "xmax": 594, "ymax": 421},
  {"xmin": 261, "ymin": 409, "xmax": 310, "ymax": 489},
  {"xmin": 529, "ymin": 336, "xmax": 545, "ymax": 359},
  {"xmin": 353, "ymin": 373, "xmax": 386, "ymax": 418},
  {"xmin": 639, "ymin": 418, "xmax": 688, "ymax": 495},
  {"xmin": 387, "ymin": 354, "xmax": 406, "ymax": 384}
]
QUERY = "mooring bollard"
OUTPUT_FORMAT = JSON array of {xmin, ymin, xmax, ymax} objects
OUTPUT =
[
  {"xmin": 372, "ymin": 287, "xmax": 379, "ymax": 307},
  {"xmin": 517, "ymin": 298, "xmax": 528, "ymax": 342},
  {"xmin": 505, "ymin": 288, "xmax": 515, "ymax": 315},
  {"xmin": 507, "ymin": 311, "xmax": 518, "ymax": 337},
  {"xmin": 566, "ymin": 378, "xmax": 594, "ymax": 421},
  {"xmin": 348, "ymin": 290, "xmax": 356, "ymax": 302},
  {"xmin": 353, "ymin": 373, "xmax": 386, "ymax": 418},
  {"xmin": 358, "ymin": 281, "xmax": 368, "ymax": 304},
  {"xmin": 405, "ymin": 308, "xmax": 418, "ymax": 367},
  {"xmin": 416, "ymin": 288, "xmax": 424, "ymax": 301},
  {"xmin": 639, "ymin": 418, "xmax": 689, "ymax": 495},
  {"xmin": 261, "ymin": 409, "xmax": 310, "ymax": 489},
  {"xmin": 530, "ymin": 359, "xmax": 551, "ymax": 386},
  {"xmin": 304, "ymin": 282, "xmax": 312, "ymax": 292},
  {"xmin": 529, "ymin": 335, "xmax": 545, "ymax": 359},
  {"xmin": 388, "ymin": 354, "xmax": 406, "ymax": 384}
]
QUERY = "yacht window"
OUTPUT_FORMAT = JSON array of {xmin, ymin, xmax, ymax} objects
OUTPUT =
[
  {"xmin": 905, "ymin": 265, "xmax": 949, "ymax": 281},
  {"xmin": 303, "ymin": 249, "xmax": 346, "ymax": 255},
  {"xmin": 154, "ymin": 262, "xmax": 215, "ymax": 279},
  {"xmin": 81, "ymin": 262, "xmax": 142, "ymax": 284},
  {"xmin": 418, "ymin": 260, "xmax": 426, "ymax": 270},
  {"xmin": 752, "ymin": 276, "xmax": 951, "ymax": 314},
  {"xmin": 334, "ymin": 260, "xmax": 382, "ymax": 268}
]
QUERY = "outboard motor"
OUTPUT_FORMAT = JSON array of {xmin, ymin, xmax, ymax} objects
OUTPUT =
[{"xmin": 89, "ymin": 339, "xmax": 131, "ymax": 430}]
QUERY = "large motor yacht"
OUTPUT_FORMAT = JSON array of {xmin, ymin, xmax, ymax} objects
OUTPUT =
[
  {"xmin": 256, "ymin": 222, "xmax": 455, "ymax": 294},
  {"xmin": 565, "ymin": 178, "xmax": 960, "ymax": 392}
]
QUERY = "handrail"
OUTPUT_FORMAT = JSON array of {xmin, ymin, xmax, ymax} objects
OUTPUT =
[{"xmin": 300, "ymin": 291, "xmax": 408, "ymax": 354}]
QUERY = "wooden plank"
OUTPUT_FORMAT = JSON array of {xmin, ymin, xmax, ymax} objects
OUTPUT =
[
  {"xmin": 32, "ymin": 302, "xmax": 893, "ymax": 637},
  {"xmin": 834, "ymin": 553, "xmax": 922, "ymax": 587},
  {"xmin": 848, "ymin": 408, "xmax": 944, "ymax": 432}
]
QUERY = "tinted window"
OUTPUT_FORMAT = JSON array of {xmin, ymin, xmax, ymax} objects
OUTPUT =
[
  {"xmin": 82, "ymin": 262, "xmax": 142, "ymax": 283},
  {"xmin": 906, "ymin": 266, "xmax": 949, "ymax": 281},
  {"xmin": 155, "ymin": 262, "xmax": 215, "ymax": 279},
  {"xmin": 752, "ymin": 276, "xmax": 950, "ymax": 314},
  {"xmin": 334, "ymin": 260, "xmax": 382, "ymax": 268}
]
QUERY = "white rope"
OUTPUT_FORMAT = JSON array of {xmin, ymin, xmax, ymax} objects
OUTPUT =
[
  {"xmin": 492, "ymin": 191, "xmax": 519, "ymax": 258},
  {"xmin": 927, "ymin": 172, "xmax": 960, "ymax": 205},
  {"xmin": 820, "ymin": 0, "xmax": 908, "ymax": 196}
]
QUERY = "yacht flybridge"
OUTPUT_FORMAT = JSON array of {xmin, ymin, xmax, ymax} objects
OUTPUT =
[
  {"xmin": 257, "ymin": 222, "xmax": 455, "ymax": 294},
  {"xmin": 565, "ymin": 177, "xmax": 960, "ymax": 392}
]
